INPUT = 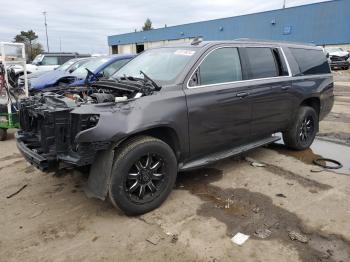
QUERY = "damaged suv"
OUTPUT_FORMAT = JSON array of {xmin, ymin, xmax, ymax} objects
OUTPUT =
[{"xmin": 16, "ymin": 40, "xmax": 334, "ymax": 215}]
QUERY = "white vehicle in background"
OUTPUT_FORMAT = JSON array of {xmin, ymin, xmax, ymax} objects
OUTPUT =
[
  {"xmin": 324, "ymin": 47, "xmax": 350, "ymax": 70},
  {"xmin": 12, "ymin": 52, "xmax": 91, "ymax": 81}
]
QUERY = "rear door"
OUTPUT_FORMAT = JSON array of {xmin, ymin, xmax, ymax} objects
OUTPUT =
[
  {"xmin": 184, "ymin": 46, "xmax": 252, "ymax": 159},
  {"xmin": 239, "ymin": 46, "xmax": 294, "ymax": 138}
]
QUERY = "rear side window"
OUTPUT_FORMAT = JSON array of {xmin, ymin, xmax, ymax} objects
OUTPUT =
[
  {"xmin": 245, "ymin": 48, "xmax": 278, "ymax": 79},
  {"xmin": 290, "ymin": 48, "xmax": 330, "ymax": 75},
  {"xmin": 41, "ymin": 56, "xmax": 59, "ymax": 65},
  {"xmin": 199, "ymin": 47, "xmax": 242, "ymax": 86}
]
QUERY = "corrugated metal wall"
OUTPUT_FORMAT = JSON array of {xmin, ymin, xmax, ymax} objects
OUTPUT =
[{"xmin": 108, "ymin": 0, "xmax": 350, "ymax": 52}]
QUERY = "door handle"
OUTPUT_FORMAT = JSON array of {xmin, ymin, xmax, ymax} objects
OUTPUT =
[
  {"xmin": 236, "ymin": 92, "xmax": 249, "ymax": 98},
  {"xmin": 281, "ymin": 86, "xmax": 290, "ymax": 90}
]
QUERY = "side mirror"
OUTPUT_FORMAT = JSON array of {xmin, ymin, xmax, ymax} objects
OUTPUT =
[{"xmin": 326, "ymin": 52, "xmax": 330, "ymax": 58}]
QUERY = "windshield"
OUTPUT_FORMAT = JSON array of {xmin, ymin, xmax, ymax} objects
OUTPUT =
[
  {"xmin": 113, "ymin": 48, "xmax": 197, "ymax": 83},
  {"xmin": 326, "ymin": 47, "xmax": 344, "ymax": 53},
  {"xmin": 71, "ymin": 57, "xmax": 109, "ymax": 79},
  {"xmin": 56, "ymin": 59, "xmax": 78, "ymax": 71},
  {"xmin": 32, "ymin": 54, "xmax": 43, "ymax": 64}
]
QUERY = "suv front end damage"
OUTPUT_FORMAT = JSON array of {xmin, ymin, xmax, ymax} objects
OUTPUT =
[{"xmin": 16, "ymin": 76, "xmax": 160, "ymax": 171}]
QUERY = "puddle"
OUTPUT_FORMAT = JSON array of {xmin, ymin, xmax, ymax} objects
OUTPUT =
[
  {"xmin": 176, "ymin": 168, "xmax": 350, "ymax": 262},
  {"xmin": 269, "ymin": 136, "xmax": 350, "ymax": 175}
]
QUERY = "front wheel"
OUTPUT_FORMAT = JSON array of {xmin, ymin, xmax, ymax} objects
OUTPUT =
[
  {"xmin": 109, "ymin": 136, "xmax": 177, "ymax": 215},
  {"xmin": 283, "ymin": 106, "xmax": 318, "ymax": 150}
]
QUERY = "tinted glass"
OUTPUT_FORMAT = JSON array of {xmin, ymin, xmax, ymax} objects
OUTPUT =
[
  {"xmin": 245, "ymin": 48, "xmax": 278, "ymax": 79},
  {"xmin": 290, "ymin": 48, "xmax": 331, "ymax": 75},
  {"xmin": 199, "ymin": 48, "xmax": 242, "ymax": 85}
]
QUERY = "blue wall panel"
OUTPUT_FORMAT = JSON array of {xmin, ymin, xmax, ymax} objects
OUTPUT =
[{"xmin": 108, "ymin": 0, "xmax": 350, "ymax": 46}]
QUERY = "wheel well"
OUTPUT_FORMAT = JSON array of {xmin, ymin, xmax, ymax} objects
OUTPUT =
[
  {"xmin": 300, "ymin": 97, "xmax": 320, "ymax": 116},
  {"xmin": 122, "ymin": 127, "xmax": 181, "ymax": 160}
]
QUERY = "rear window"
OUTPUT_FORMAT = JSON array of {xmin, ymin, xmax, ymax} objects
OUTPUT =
[
  {"xmin": 245, "ymin": 48, "xmax": 278, "ymax": 79},
  {"xmin": 290, "ymin": 48, "xmax": 330, "ymax": 75}
]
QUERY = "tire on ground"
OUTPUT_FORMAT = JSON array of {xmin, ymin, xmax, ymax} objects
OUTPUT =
[
  {"xmin": 283, "ymin": 106, "xmax": 318, "ymax": 150},
  {"xmin": 108, "ymin": 136, "xmax": 177, "ymax": 215}
]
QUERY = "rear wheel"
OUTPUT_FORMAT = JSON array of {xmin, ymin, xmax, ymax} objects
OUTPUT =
[
  {"xmin": 0, "ymin": 128, "xmax": 7, "ymax": 141},
  {"xmin": 109, "ymin": 136, "xmax": 177, "ymax": 215},
  {"xmin": 283, "ymin": 106, "xmax": 318, "ymax": 150}
]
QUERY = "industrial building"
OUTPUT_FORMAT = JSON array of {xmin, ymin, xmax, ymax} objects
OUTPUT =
[{"xmin": 108, "ymin": 0, "xmax": 350, "ymax": 54}]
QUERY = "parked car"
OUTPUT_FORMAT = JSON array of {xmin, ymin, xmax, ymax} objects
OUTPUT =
[
  {"xmin": 18, "ymin": 57, "xmax": 92, "ymax": 88},
  {"xmin": 325, "ymin": 47, "xmax": 350, "ymax": 70},
  {"xmin": 29, "ymin": 54, "xmax": 135, "ymax": 91},
  {"xmin": 12, "ymin": 52, "xmax": 91, "ymax": 83},
  {"xmin": 16, "ymin": 40, "xmax": 334, "ymax": 215}
]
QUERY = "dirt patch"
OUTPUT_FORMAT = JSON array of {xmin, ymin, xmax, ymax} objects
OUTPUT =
[
  {"xmin": 324, "ymin": 112, "xmax": 350, "ymax": 123},
  {"xmin": 318, "ymin": 132, "xmax": 350, "ymax": 146},
  {"xmin": 0, "ymin": 159, "xmax": 24, "ymax": 172},
  {"xmin": 0, "ymin": 153, "xmax": 23, "ymax": 162},
  {"xmin": 176, "ymin": 168, "xmax": 350, "ymax": 262}
]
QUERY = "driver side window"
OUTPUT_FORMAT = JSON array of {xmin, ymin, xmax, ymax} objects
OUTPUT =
[{"xmin": 190, "ymin": 47, "xmax": 242, "ymax": 87}]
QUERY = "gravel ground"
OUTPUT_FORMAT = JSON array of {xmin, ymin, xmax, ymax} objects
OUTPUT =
[{"xmin": 1, "ymin": 70, "xmax": 350, "ymax": 262}]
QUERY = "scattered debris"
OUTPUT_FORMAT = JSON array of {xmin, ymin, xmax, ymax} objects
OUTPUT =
[
  {"xmin": 288, "ymin": 231, "xmax": 308, "ymax": 243},
  {"xmin": 313, "ymin": 158, "xmax": 343, "ymax": 170},
  {"xmin": 250, "ymin": 162, "xmax": 266, "ymax": 168},
  {"xmin": 287, "ymin": 182, "xmax": 294, "ymax": 186},
  {"xmin": 252, "ymin": 207, "xmax": 261, "ymax": 213},
  {"xmin": 255, "ymin": 228, "xmax": 272, "ymax": 239},
  {"xmin": 6, "ymin": 184, "xmax": 27, "ymax": 199},
  {"xmin": 29, "ymin": 210, "xmax": 43, "ymax": 219},
  {"xmin": 92, "ymin": 236, "xmax": 99, "ymax": 242},
  {"xmin": 231, "ymin": 232, "xmax": 250, "ymax": 246},
  {"xmin": 309, "ymin": 189, "xmax": 318, "ymax": 194},
  {"xmin": 171, "ymin": 234, "xmax": 178, "ymax": 244},
  {"xmin": 276, "ymin": 193, "xmax": 287, "ymax": 198},
  {"xmin": 146, "ymin": 233, "xmax": 162, "ymax": 245},
  {"xmin": 310, "ymin": 168, "xmax": 324, "ymax": 173}
]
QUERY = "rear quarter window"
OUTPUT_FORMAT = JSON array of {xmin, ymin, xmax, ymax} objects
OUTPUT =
[
  {"xmin": 290, "ymin": 48, "xmax": 330, "ymax": 75},
  {"xmin": 244, "ymin": 48, "xmax": 279, "ymax": 79}
]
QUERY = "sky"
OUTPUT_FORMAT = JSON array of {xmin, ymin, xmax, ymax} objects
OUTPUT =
[{"xmin": 0, "ymin": 0, "xmax": 329, "ymax": 54}]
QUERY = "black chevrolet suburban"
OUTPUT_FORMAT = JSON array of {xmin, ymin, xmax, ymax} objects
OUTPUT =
[{"xmin": 16, "ymin": 39, "xmax": 334, "ymax": 215}]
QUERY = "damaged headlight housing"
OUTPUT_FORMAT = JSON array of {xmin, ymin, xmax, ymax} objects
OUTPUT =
[{"xmin": 87, "ymin": 114, "xmax": 100, "ymax": 129}]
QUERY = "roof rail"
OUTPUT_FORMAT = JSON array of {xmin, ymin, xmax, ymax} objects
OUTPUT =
[{"xmin": 234, "ymin": 38, "xmax": 316, "ymax": 46}]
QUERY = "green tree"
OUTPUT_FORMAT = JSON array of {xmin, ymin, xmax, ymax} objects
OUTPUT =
[
  {"xmin": 13, "ymin": 30, "xmax": 44, "ymax": 62},
  {"xmin": 142, "ymin": 18, "xmax": 153, "ymax": 31}
]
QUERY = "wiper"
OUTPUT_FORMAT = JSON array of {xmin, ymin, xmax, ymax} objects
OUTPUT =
[
  {"xmin": 140, "ymin": 71, "xmax": 161, "ymax": 91},
  {"xmin": 85, "ymin": 68, "xmax": 100, "ymax": 85}
]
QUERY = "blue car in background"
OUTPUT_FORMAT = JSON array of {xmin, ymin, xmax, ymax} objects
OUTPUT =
[
  {"xmin": 18, "ymin": 57, "xmax": 91, "ymax": 88},
  {"xmin": 30, "ymin": 54, "xmax": 135, "ymax": 91}
]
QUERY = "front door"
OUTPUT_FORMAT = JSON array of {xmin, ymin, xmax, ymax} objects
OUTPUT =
[{"xmin": 184, "ymin": 46, "xmax": 252, "ymax": 159}]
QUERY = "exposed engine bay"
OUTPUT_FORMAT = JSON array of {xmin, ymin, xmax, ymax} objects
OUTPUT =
[{"xmin": 31, "ymin": 75, "xmax": 161, "ymax": 106}]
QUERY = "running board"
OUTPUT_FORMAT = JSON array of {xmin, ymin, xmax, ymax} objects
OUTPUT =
[{"xmin": 180, "ymin": 136, "xmax": 280, "ymax": 171}]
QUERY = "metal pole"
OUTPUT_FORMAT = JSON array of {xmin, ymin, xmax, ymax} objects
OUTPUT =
[
  {"xmin": 43, "ymin": 11, "xmax": 50, "ymax": 52},
  {"xmin": 283, "ymin": 0, "xmax": 286, "ymax": 9}
]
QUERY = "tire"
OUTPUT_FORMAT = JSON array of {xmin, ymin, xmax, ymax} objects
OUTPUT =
[
  {"xmin": 108, "ymin": 136, "xmax": 177, "ymax": 215},
  {"xmin": 283, "ymin": 106, "xmax": 318, "ymax": 150},
  {"xmin": 344, "ymin": 66, "xmax": 349, "ymax": 70},
  {"xmin": 0, "ymin": 128, "xmax": 7, "ymax": 141}
]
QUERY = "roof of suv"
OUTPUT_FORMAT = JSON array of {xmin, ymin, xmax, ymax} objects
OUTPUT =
[{"xmin": 158, "ymin": 39, "xmax": 320, "ymax": 50}]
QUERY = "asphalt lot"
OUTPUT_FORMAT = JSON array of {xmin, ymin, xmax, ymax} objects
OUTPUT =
[{"xmin": 1, "ymin": 71, "xmax": 350, "ymax": 262}]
